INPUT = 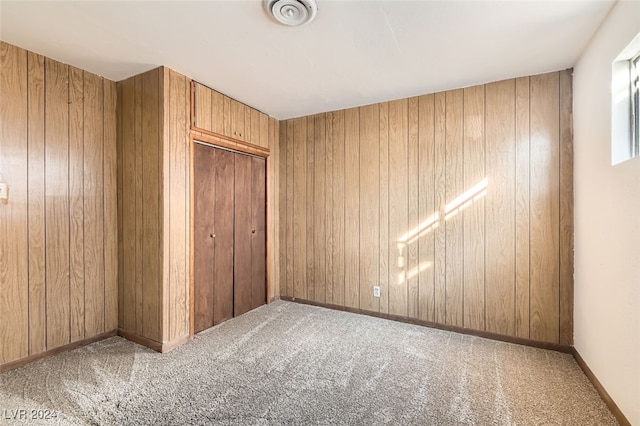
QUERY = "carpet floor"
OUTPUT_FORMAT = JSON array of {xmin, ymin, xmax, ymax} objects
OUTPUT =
[{"xmin": 0, "ymin": 301, "xmax": 617, "ymax": 425}]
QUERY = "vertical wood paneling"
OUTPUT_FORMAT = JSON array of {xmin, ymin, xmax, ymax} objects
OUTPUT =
[
  {"xmin": 195, "ymin": 83, "xmax": 211, "ymax": 131},
  {"xmin": 462, "ymin": 85, "xmax": 485, "ymax": 331},
  {"xmin": 388, "ymin": 99, "xmax": 408, "ymax": 317},
  {"xmin": 324, "ymin": 114, "xmax": 334, "ymax": 305},
  {"xmin": 485, "ymin": 79, "xmax": 516, "ymax": 336},
  {"xmin": 69, "ymin": 67, "xmax": 85, "ymax": 343},
  {"xmin": 211, "ymin": 89, "xmax": 225, "ymax": 135},
  {"xmin": 314, "ymin": 114, "xmax": 326, "ymax": 303},
  {"xmin": 285, "ymin": 120, "xmax": 294, "ymax": 298},
  {"xmin": 559, "ymin": 70, "xmax": 574, "ymax": 346},
  {"xmin": 121, "ymin": 76, "xmax": 137, "ymax": 333},
  {"xmin": 444, "ymin": 89, "xmax": 464, "ymax": 327},
  {"xmin": 417, "ymin": 95, "xmax": 435, "ymax": 322},
  {"xmin": 167, "ymin": 69, "xmax": 190, "ymax": 341},
  {"xmin": 278, "ymin": 122, "xmax": 288, "ymax": 298},
  {"xmin": 278, "ymin": 70, "xmax": 571, "ymax": 344},
  {"xmin": 407, "ymin": 97, "xmax": 419, "ymax": 318},
  {"xmin": 83, "ymin": 71, "xmax": 105, "ymax": 338},
  {"xmin": 131, "ymin": 76, "xmax": 143, "ymax": 336},
  {"xmin": 344, "ymin": 108, "xmax": 360, "ymax": 309},
  {"xmin": 305, "ymin": 116, "xmax": 315, "ymax": 301},
  {"xmin": 515, "ymin": 77, "xmax": 531, "ymax": 339},
  {"xmin": 330, "ymin": 110, "xmax": 345, "ymax": 306},
  {"xmin": 378, "ymin": 102, "xmax": 389, "ymax": 314},
  {"xmin": 45, "ymin": 58, "xmax": 71, "ymax": 350},
  {"xmin": 530, "ymin": 72, "xmax": 560, "ymax": 344},
  {"xmin": 27, "ymin": 51, "xmax": 46, "ymax": 355},
  {"xmin": 293, "ymin": 118, "xmax": 307, "ymax": 299},
  {"xmin": 359, "ymin": 104, "xmax": 379, "ymax": 312},
  {"xmin": 0, "ymin": 43, "xmax": 29, "ymax": 363},
  {"xmin": 103, "ymin": 79, "xmax": 118, "ymax": 332},
  {"xmin": 142, "ymin": 69, "xmax": 161, "ymax": 341},
  {"xmin": 433, "ymin": 92, "xmax": 447, "ymax": 324}
]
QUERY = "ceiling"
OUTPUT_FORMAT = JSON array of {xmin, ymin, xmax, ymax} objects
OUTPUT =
[{"xmin": 0, "ymin": 0, "xmax": 615, "ymax": 120}]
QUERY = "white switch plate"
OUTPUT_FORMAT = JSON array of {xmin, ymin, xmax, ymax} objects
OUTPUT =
[
  {"xmin": 373, "ymin": 286, "xmax": 381, "ymax": 298},
  {"xmin": 0, "ymin": 182, "xmax": 7, "ymax": 200}
]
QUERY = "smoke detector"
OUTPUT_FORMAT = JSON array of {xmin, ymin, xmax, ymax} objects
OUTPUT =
[{"xmin": 264, "ymin": 0, "xmax": 317, "ymax": 26}]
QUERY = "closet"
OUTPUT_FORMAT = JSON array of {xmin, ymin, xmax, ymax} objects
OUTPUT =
[{"xmin": 193, "ymin": 142, "xmax": 266, "ymax": 333}]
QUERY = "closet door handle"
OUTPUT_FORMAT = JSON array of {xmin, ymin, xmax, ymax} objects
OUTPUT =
[
  {"xmin": 251, "ymin": 229, "xmax": 256, "ymax": 234},
  {"xmin": 210, "ymin": 233, "xmax": 216, "ymax": 238}
]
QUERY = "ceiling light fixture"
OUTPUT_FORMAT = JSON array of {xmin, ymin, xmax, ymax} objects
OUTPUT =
[{"xmin": 264, "ymin": 0, "xmax": 317, "ymax": 26}]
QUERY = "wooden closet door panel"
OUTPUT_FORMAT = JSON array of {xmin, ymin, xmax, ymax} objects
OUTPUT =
[
  {"xmin": 193, "ymin": 143, "xmax": 216, "ymax": 333},
  {"xmin": 213, "ymin": 149, "xmax": 235, "ymax": 325},
  {"xmin": 234, "ymin": 153, "xmax": 253, "ymax": 317},
  {"xmin": 251, "ymin": 157, "xmax": 267, "ymax": 309}
]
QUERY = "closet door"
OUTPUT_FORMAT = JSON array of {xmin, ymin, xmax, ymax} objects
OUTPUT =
[
  {"xmin": 193, "ymin": 144, "xmax": 216, "ymax": 333},
  {"xmin": 193, "ymin": 144, "xmax": 235, "ymax": 333},
  {"xmin": 234, "ymin": 154, "xmax": 253, "ymax": 317},
  {"xmin": 251, "ymin": 157, "xmax": 267, "ymax": 309},
  {"xmin": 212, "ymin": 149, "xmax": 235, "ymax": 325}
]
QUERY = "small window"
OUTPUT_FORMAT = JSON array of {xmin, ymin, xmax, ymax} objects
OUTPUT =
[
  {"xmin": 611, "ymin": 32, "xmax": 640, "ymax": 165},
  {"xmin": 631, "ymin": 52, "xmax": 640, "ymax": 158}
]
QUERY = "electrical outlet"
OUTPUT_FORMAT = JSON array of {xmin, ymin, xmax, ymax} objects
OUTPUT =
[
  {"xmin": 0, "ymin": 182, "xmax": 7, "ymax": 200},
  {"xmin": 373, "ymin": 286, "xmax": 381, "ymax": 298}
]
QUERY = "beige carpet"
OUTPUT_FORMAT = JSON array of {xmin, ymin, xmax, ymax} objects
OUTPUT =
[{"xmin": 0, "ymin": 301, "xmax": 617, "ymax": 425}]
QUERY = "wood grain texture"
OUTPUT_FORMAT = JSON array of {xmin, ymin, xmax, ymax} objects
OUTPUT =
[
  {"xmin": 141, "ymin": 69, "xmax": 161, "ymax": 341},
  {"xmin": 388, "ymin": 99, "xmax": 408, "ymax": 317},
  {"xmin": 83, "ymin": 71, "xmax": 105, "ymax": 338},
  {"xmin": 234, "ymin": 154, "xmax": 253, "ymax": 316},
  {"xmin": 530, "ymin": 72, "xmax": 560, "ymax": 344},
  {"xmin": 344, "ymin": 108, "xmax": 360, "ymax": 309},
  {"xmin": 462, "ymin": 85, "xmax": 485, "ymax": 331},
  {"xmin": 278, "ymin": 121, "xmax": 288, "ymax": 298},
  {"xmin": 27, "ymin": 51, "xmax": 46, "ymax": 355},
  {"xmin": 485, "ymin": 79, "xmax": 516, "ymax": 336},
  {"xmin": 103, "ymin": 79, "xmax": 118, "ymax": 333},
  {"xmin": 329, "ymin": 110, "xmax": 345, "ymax": 306},
  {"xmin": 378, "ymin": 102, "xmax": 389, "ymax": 315},
  {"xmin": 559, "ymin": 69, "xmax": 574, "ymax": 346},
  {"xmin": 407, "ymin": 97, "xmax": 419, "ymax": 319},
  {"xmin": 134, "ymin": 75, "xmax": 144, "ymax": 336},
  {"xmin": 359, "ymin": 104, "xmax": 379, "ymax": 312},
  {"xmin": 293, "ymin": 117, "xmax": 307, "ymax": 299},
  {"xmin": 45, "ymin": 57, "xmax": 71, "ymax": 350},
  {"xmin": 324, "ymin": 113, "xmax": 335, "ymax": 305},
  {"xmin": 69, "ymin": 66, "xmax": 85, "ymax": 343},
  {"xmin": 278, "ymin": 70, "xmax": 573, "ymax": 344},
  {"xmin": 167, "ymin": 69, "xmax": 190, "ymax": 341},
  {"xmin": 285, "ymin": 120, "xmax": 294, "ymax": 298},
  {"xmin": 417, "ymin": 95, "xmax": 435, "ymax": 322},
  {"xmin": 251, "ymin": 156, "xmax": 267, "ymax": 309},
  {"xmin": 433, "ymin": 92, "xmax": 446, "ymax": 324},
  {"xmin": 515, "ymin": 77, "xmax": 531, "ymax": 339},
  {"xmin": 0, "ymin": 42, "xmax": 29, "ymax": 364},
  {"xmin": 314, "ymin": 113, "xmax": 327, "ymax": 304},
  {"xmin": 444, "ymin": 89, "xmax": 464, "ymax": 327},
  {"xmin": 305, "ymin": 116, "xmax": 315, "ymax": 302}
]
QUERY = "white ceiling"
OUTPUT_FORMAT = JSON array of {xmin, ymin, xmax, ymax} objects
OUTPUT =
[{"xmin": 0, "ymin": 0, "xmax": 615, "ymax": 120}]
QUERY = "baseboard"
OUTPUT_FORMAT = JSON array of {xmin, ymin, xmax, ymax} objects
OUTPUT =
[
  {"xmin": 571, "ymin": 347, "xmax": 631, "ymax": 426},
  {"xmin": 117, "ymin": 329, "xmax": 191, "ymax": 353},
  {"xmin": 269, "ymin": 295, "xmax": 281, "ymax": 303},
  {"xmin": 281, "ymin": 296, "xmax": 572, "ymax": 354},
  {"xmin": 0, "ymin": 330, "xmax": 117, "ymax": 374}
]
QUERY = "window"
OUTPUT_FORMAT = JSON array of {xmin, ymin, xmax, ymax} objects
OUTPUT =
[
  {"xmin": 611, "ymin": 32, "xmax": 640, "ymax": 165},
  {"xmin": 631, "ymin": 52, "xmax": 640, "ymax": 158}
]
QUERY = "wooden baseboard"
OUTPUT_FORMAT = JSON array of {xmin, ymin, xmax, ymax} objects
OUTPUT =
[
  {"xmin": 0, "ymin": 330, "xmax": 117, "ymax": 374},
  {"xmin": 571, "ymin": 347, "xmax": 631, "ymax": 426},
  {"xmin": 281, "ymin": 296, "xmax": 573, "ymax": 353},
  {"xmin": 117, "ymin": 329, "xmax": 191, "ymax": 353},
  {"xmin": 269, "ymin": 295, "xmax": 281, "ymax": 303}
]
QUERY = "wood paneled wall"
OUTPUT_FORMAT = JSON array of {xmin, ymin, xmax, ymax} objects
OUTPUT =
[
  {"xmin": 0, "ymin": 42, "xmax": 118, "ymax": 367},
  {"xmin": 279, "ymin": 70, "xmax": 574, "ymax": 345},
  {"xmin": 117, "ymin": 67, "xmax": 191, "ymax": 348}
]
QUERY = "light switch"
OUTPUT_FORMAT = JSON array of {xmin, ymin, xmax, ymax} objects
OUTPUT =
[{"xmin": 0, "ymin": 182, "xmax": 7, "ymax": 200}]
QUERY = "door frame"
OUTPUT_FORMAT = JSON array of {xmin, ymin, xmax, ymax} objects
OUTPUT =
[{"xmin": 189, "ymin": 131, "xmax": 271, "ymax": 337}]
